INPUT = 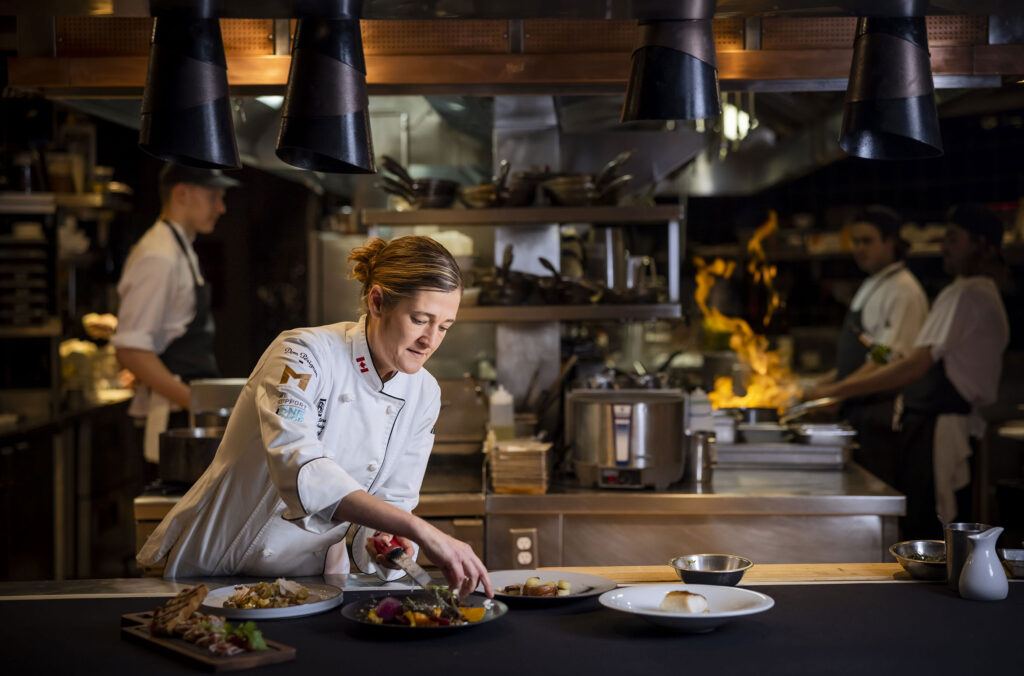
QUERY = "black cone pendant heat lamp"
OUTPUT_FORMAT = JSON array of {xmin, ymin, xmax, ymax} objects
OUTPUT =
[
  {"xmin": 839, "ymin": 16, "xmax": 943, "ymax": 159},
  {"xmin": 621, "ymin": 0, "xmax": 720, "ymax": 122},
  {"xmin": 276, "ymin": 14, "xmax": 375, "ymax": 173},
  {"xmin": 139, "ymin": 14, "xmax": 240, "ymax": 169}
]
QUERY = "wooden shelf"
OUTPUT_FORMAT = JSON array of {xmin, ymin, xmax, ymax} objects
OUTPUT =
[
  {"xmin": 361, "ymin": 205, "xmax": 683, "ymax": 226},
  {"xmin": 457, "ymin": 304, "xmax": 682, "ymax": 322},
  {"xmin": 0, "ymin": 317, "xmax": 61, "ymax": 338}
]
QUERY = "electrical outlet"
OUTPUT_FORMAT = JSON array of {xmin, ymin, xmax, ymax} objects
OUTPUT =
[{"xmin": 509, "ymin": 527, "xmax": 538, "ymax": 569}]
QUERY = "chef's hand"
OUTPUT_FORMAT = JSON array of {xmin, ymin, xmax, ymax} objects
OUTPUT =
[
  {"xmin": 417, "ymin": 525, "xmax": 493, "ymax": 598},
  {"xmin": 365, "ymin": 532, "xmax": 414, "ymax": 569},
  {"xmin": 803, "ymin": 384, "xmax": 826, "ymax": 401},
  {"xmin": 814, "ymin": 383, "xmax": 842, "ymax": 400}
]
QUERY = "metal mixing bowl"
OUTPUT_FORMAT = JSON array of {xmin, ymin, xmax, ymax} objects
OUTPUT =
[
  {"xmin": 670, "ymin": 554, "xmax": 753, "ymax": 586},
  {"xmin": 889, "ymin": 540, "xmax": 946, "ymax": 581}
]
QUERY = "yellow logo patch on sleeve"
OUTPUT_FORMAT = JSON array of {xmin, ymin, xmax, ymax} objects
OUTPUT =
[{"xmin": 279, "ymin": 365, "xmax": 313, "ymax": 391}]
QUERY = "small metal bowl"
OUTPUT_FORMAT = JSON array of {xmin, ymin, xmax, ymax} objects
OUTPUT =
[
  {"xmin": 670, "ymin": 554, "xmax": 753, "ymax": 586},
  {"xmin": 998, "ymin": 548, "xmax": 1024, "ymax": 578},
  {"xmin": 889, "ymin": 540, "xmax": 946, "ymax": 581}
]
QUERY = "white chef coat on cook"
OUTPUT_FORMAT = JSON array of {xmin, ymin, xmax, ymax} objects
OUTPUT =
[
  {"xmin": 849, "ymin": 261, "xmax": 928, "ymax": 360},
  {"xmin": 111, "ymin": 219, "xmax": 204, "ymax": 419},
  {"xmin": 913, "ymin": 275, "xmax": 1009, "ymax": 522},
  {"xmin": 136, "ymin": 315, "xmax": 440, "ymax": 579}
]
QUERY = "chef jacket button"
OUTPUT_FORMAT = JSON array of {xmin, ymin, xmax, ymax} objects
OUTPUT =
[
  {"xmin": 262, "ymin": 549, "xmax": 273, "ymax": 558},
  {"xmin": 386, "ymin": 405, "xmax": 394, "ymax": 415},
  {"xmin": 367, "ymin": 462, "xmax": 378, "ymax": 472},
  {"xmin": 341, "ymin": 393, "xmax": 354, "ymax": 403}
]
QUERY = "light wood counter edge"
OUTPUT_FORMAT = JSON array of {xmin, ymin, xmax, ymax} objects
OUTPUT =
[{"xmin": 547, "ymin": 563, "xmax": 908, "ymax": 584}]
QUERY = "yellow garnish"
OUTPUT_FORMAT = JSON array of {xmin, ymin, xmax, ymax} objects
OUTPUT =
[{"xmin": 460, "ymin": 607, "xmax": 486, "ymax": 623}]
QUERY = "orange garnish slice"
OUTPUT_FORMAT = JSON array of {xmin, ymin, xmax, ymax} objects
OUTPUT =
[{"xmin": 460, "ymin": 607, "xmax": 486, "ymax": 623}]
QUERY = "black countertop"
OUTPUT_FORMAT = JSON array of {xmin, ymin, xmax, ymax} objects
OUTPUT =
[{"xmin": 1, "ymin": 582, "xmax": 1019, "ymax": 675}]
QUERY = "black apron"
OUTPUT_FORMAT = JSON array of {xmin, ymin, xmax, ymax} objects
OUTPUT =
[
  {"xmin": 834, "ymin": 266, "xmax": 902, "ymax": 486},
  {"xmin": 897, "ymin": 360, "xmax": 973, "ymax": 540},
  {"xmin": 161, "ymin": 220, "xmax": 219, "ymax": 382}
]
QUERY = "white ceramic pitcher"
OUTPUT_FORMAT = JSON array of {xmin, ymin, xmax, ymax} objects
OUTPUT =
[{"xmin": 958, "ymin": 526, "xmax": 1008, "ymax": 601}]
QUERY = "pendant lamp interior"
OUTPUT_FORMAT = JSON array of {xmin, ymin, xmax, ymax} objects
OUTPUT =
[
  {"xmin": 621, "ymin": 0, "xmax": 720, "ymax": 122},
  {"xmin": 275, "ymin": 17, "xmax": 375, "ymax": 174},
  {"xmin": 139, "ymin": 15, "xmax": 241, "ymax": 170},
  {"xmin": 838, "ymin": 16, "xmax": 943, "ymax": 160}
]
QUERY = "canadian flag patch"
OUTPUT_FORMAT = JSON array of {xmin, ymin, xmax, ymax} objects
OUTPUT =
[{"xmin": 356, "ymin": 356, "xmax": 369, "ymax": 373}]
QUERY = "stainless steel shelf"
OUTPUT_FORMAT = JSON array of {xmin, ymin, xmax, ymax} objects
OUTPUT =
[
  {"xmin": 458, "ymin": 304, "xmax": 682, "ymax": 322},
  {"xmin": 361, "ymin": 205, "xmax": 683, "ymax": 226}
]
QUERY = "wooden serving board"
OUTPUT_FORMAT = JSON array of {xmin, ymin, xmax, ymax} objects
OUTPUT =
[{"xmin": 120, "ymin": 612, "xmax": 296, "ymax": 671}]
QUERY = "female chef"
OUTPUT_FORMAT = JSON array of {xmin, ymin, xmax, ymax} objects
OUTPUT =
[
  {"xmin": 817, "ymin": 205, "xmax": 1009, "ymax": 540},
  {"xmin": 138, "ymin": 235, "xmax": 493, "ymax": 597}
]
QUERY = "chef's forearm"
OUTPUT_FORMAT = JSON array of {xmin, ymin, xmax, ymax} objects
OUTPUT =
[
  {"xmin": 333, "ymin": 490, "xmax": 432, "ymax": 543},
  {"xmin": 834, "ymin": 346, "xmax": 934, "ymax": 399},
  {"xmin": 115, "ymin": 347, "xmax": 191, "ymax": 409}
]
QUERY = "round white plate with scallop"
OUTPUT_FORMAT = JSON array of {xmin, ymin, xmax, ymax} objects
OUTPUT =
[
  {"xmin": 598, "ymin": 583, "xmax": 774, "ymax": 633},
  {"xmin": 485, "ymin": 569, "xmax": 618, "ymax": 601}
]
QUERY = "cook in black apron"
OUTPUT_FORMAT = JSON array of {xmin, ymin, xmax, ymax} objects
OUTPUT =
[
  {"xmin": 897, "ymin": 361, "xmax": 973, "ymax": 540},
  {"xmin": 161, "ymin": 220, "xmax": 219, "ymax": 427},
  {"xmin": 834, "ymin": 266, "xmax": 902, "ymax": 486}
]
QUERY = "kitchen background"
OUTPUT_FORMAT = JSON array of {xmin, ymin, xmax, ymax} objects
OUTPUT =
[{"xmin": 1, "ymin": 9, "xmax": 1023, "ymax": 581}]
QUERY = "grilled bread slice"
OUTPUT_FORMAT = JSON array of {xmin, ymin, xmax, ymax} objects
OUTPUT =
[{"xmin": 150, "ymin": 584, "xmax": 209, "ymax": 636}]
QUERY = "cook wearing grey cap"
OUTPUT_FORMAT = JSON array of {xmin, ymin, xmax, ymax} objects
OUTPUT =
[
  {"xmin": 112, "ymin": 162, "xmax": 241, "ymax": 468},
  {"xmin": 816, "ymin": 203, "xmax": 1009, "ymax": 540}
]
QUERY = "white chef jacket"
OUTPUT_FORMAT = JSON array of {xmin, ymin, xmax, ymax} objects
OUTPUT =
[
  {"xmin": 137, "ymin": 316, "xmax": 441, "ymax": 579},
  {"xmin": 849, "ymin": 261, "xmax": 928, "ymax": 360},
  {"xmin": 915, "ymin": 276, "xmax": 1009, "ymax": 414},
  {"xmin": 913, "ymin": 275, "xmax": 1009, "ymax": 522},
  {"xmin": 111, "ymin": 219, "xmax": 205, "ymax": 419}
]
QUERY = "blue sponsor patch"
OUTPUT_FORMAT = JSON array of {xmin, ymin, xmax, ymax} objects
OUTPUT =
[{"xmin": 276, "ymin": 405, "xmax": 305, "ymax": 422}]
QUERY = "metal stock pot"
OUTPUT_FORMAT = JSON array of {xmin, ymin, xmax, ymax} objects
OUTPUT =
[{"xmin": 158, "ymin": 427, "xmax": 224, "ymax": 485}]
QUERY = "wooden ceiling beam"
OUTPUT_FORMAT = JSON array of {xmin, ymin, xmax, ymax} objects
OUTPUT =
[{"xmin": 8, "ymin": 44, "xmax": 1023, "ymax": 95}]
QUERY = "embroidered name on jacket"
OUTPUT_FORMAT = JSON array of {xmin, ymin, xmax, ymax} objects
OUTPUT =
[{"xmin": 279, "ymin": 365, "xmax": 312, "ymax": 391}]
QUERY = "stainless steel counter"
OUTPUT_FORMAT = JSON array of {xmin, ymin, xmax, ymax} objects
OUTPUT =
[
  {"xmin": 485, "ymin": 464, "xmax": 904, "ymax": 569},
  {"xmin": 487, "ymin": 464, "xmax": 903, "ymax": 515}
]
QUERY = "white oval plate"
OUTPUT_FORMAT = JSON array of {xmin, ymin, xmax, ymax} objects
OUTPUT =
[
  {"xmin": 485, "ymin": 569, "xmax": 618, "ymax": 601},
  {"xmin": 598, "ymin": 583, "xmax": 774, "ymax": 633},
  {"xmin": 200, "ymin": 582, "xmax": 343, "ymax": 620}
]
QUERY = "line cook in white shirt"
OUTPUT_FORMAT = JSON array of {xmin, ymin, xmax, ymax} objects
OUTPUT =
[
  {"xmin": 138, "ymin": 235, "xmax": 493, "ymax": 598},
  {"xmin": 813, "ymin": 206, "xmax": 928, "ymax": 486},
  {"xmin": 819, "ymin": 204, "xmax": 1009, "ymax": 539},
  {"xmin": 111, "ymin": 164, "xmax": 239, "ymax": 462}
]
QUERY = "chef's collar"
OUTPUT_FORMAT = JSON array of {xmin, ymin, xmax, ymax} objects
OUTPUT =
[
  {"xmin": 349, "ymin": 314, "xmax": 387, "ymax": 392},
  {"xmin": 867, "ymin": 260, "xmax": 904, "ymax": 281}
]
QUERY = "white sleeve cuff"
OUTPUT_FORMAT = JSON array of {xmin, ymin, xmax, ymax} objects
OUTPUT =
[
  {"xmin": 281, "ymin": 457, "xmax": 363, "ymax": 535},
  {"xmin": 350, "ymin": 525, "xmax": 422, "ymax": 582},
  {"xmin": 111, "ymin": 330, "xmax": 157, "ymax": 352}
]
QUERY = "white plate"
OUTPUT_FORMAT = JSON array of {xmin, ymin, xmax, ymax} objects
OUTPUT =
[
  {"xmin": 485, "ymin": 569, "xmax": 618, "ymax": 601},
  {"xmin": 598, "ymin": 583, "xmax": 774, "ymax": 633},
  {"xmin": 200, "ymin": 582, "xmax": 343, "ymax": 619}
]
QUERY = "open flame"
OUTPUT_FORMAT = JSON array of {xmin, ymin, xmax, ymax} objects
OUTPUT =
[{"xmin": 694, "ymin": 210, "xmax": 800, "ymax": 411}]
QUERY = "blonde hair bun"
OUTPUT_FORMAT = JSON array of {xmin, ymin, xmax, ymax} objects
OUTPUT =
[{"xmin": 347, "ymin": 235, "xmax": 462, "ymax": 312}]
